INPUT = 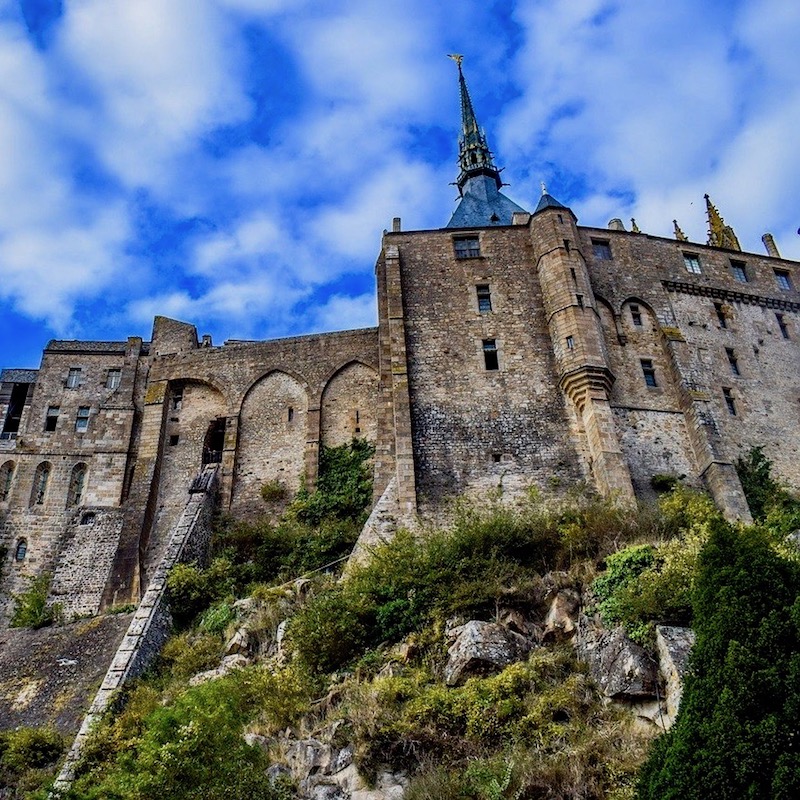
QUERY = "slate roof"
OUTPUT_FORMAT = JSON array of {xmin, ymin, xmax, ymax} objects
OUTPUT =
[
  {"xmin": 0, "ymin": 369, "xmax": 38, "ymax": 384},
  {"xmin": 447, "ymin": 174, "xmax": 527, "ymax": 228}
]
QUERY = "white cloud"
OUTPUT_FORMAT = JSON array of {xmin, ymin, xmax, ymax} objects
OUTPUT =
[{"xmin": 307, "ymin": 292, "xmax": 377, "ymax": 333}]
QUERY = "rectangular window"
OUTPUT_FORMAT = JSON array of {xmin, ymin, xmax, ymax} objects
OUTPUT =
[
  {"xmin": 576, "ymin": 294, "xmax": 584, "ymax": 308},
  {"xmin": 566, "ymin": 335, "xmax": 574, "ymax": 350},
  {"xmin": 106, "ymin": 368, "xmax": 121, "ymax": 390},
  {"xmin": 75, "ymin": 406, "xmax": 90, "ymax": 432},
  {"xmin": 726, "ymin": 348, "xmax": 740, "ymax": 376},
  {"xmin": 641, "ymin": 359, "xmax": 657, "ymax": 387},
  {"xmin": 774, "ymin": 269, "xmax": 792, "ymax": 290},
  {"xmin": 169, "ymin": 434, "xmax": 179, "ymax": 446},
  {"xmin": 482, "ymin": 339, "xmax": 499, "ymax": 371},
  {"xmin": 454, "ymin": 237, "xmax": 480, "ymax": 259},
  {"xmin": 172, "ymin": 391, "xmax": 183, "ymax": 411},
  {"xmin": 714, "ymin": 302, "xmax": 727, "ymax": 329},
  {"xmin": 723, "ymin": 387, "xmax": 736, "ymax": 415},
  {"xmin": 630, "ymin": 305, "xmax": 642, "ymax": 326},
  {"xmin": 66, "ymin": 367, "xmax": 82, "ymax": 389},
  {"xmin": 730, "ymin": 260, "xmax": 748, "ymax": 283},
  {"xmin": 44, "ymin": 406, "xmax": 59, "ymax": 432},
  {"xmin": 592, "ymin": 240, "xmax": 612, "ymax": 260},
  {"xmin": 683, "ymin": 253, "xmax": 702, "ymax": 274},
  {"xmin": 776, "ymin": 313, "xmax": 790, "ymax": 339},
  {"xmin": 476, "ymin": 284, "xmax": 492, "ymax": 313}
]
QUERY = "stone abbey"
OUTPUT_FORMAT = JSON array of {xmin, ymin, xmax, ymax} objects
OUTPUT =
[{"xmin": 2, "ymin": 63, "xmax": 800, "ymax": 625}]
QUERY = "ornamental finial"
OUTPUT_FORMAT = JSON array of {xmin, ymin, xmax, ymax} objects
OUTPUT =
[
  {"xmin": 541, "ymin": 181, "xmax": 547, "ymax": 195},
  {"xmin": 447, "ymin": 53, "xmax": 464, "ymax": 68}
]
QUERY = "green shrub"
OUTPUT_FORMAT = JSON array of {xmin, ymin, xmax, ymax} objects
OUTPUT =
[
  {"xmin": 260, "ymin": 479, "xmax": 287, "ymax": 503},
  {"xmin": 0, "ymin": 726, "xmax": 64, "ymax": 797},
  {"xmin": 637, "ymin": 521, "xmax": 800, "ymax": 799},
  {"xmin": 160, "ymin": 631, "xmax": 224, "ymax": 681},
  {"xmin": 198, "ymin": 598, "xmax": 236, "ymax": 634},
  {"xmin": 650, "ymin": 474, "xmax": 680, "ymax": 493},
  {"xmin": 166, "ymin": 558, "xmax": 236, "ymax": 625},
  {"xmin": 289, "ymin": 438, "xmax": 375, "ymax": 525},
  {"xmin": 9, "ymin": 573, "xmax": 62, "ymax": 629}
]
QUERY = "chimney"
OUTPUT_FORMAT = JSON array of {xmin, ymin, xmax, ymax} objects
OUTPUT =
[
  {"xmin": 762, "ymin": 233, "xmax": 780, "ymax": 258},
  {"xmin": 608, "ymin": 218, "xmax": 626, "ymax": 231},
  {"xmin": 392, "ymin": 217, "xmax": 402, "ymax": 233}
]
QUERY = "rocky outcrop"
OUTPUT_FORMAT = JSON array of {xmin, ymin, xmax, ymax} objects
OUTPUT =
[
  {"xmin": 655, "ymin": 625, "xmax": 695, "ymax": 724},
  {"xmin": 444, "ymin": 620, "xmax": 533, "ymax": 686},
  {"xmin": 575, "ymin": 618, "xmax": 658, "ymax": 699},
  {"xmin": 542, "ymin": 588, "xmax": 581, "ymax": 642},
  {"xmin": 282, "ymin": 734, "xmax": 407, "ymax": 800}
]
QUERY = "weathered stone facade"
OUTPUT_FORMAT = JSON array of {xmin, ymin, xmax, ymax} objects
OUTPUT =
[{"xmin": 2, "ymin": 202, "xmax": 799, "ymax": 621}]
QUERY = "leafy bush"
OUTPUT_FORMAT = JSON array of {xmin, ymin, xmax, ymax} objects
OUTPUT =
[
  {"xmin": 10, "ymin": 573, "xmax": 62, "ymax": 629},
  {"xmin": 0, "ymin": 726, "xmax": 64, "ymax": 797},
  {"xmin": 69, "ymin": 667, "xmax": 308, "ymax": 800},
  {"xmin": 165, "ymin": 558, "xmax": 235, "ymax": 626},
  {"xmin": 160, "ymin": 632, "xmax": 224, "ymax": 681},
  {"xmin": 289, "ymin": 438, "xmax": 375, "ymax": 525},
  {"xmin": 260, "ymin": 479, "xmax": 287, "ymax": 503},
  {"xmin": 637, "ymin": 520, "xmax": 800, "ymax": 799}
]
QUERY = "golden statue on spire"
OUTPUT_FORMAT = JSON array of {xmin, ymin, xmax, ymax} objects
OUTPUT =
[{"xmin": 447, "ymin": 54, "xmax": 464, "ymax": 67}]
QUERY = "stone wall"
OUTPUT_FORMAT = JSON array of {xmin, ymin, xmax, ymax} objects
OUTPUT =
[
  {"xmin": 382, "ymin": 225, "xmax": 586, "ymax": 512},
  {"xmin": 53, "ymin": 464, "xmax": 220, "ymax": 792}
]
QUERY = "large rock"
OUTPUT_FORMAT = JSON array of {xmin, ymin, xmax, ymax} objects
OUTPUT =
[
  {"xmin": 542, "ymin": 588, "xmax": 581, "ymax": 642},
  {"xmin": 576, "ymin": 620, "xmax": 658, "ymax": 699},
  {"xmin": 444, "ymin": 620, "xmax": 532, "ymax": 686},
  {"xmin": 655, "ymin": 625, "xmax": 695, "ymax": 724}
]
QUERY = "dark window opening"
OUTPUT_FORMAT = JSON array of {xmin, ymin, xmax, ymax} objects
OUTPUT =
[
  {"xmin": 454, "ymin": 237, "xmax": 480, "ymax": 259},
  {"xmin": 0, "ymin": 461, "xmax": 14, "ymax": 501},
  {"xmin": 775, "ymin": 269, "xmax": 792, "ymax": 290},
  {"xmin": 714, "ymin": 303, "xmax": 727, "ymax": 328},
  {"xmin": 726, "ymin": 348, "xmax": 740, "ymax": 376},
  {"xmin": 80, "ymin": 512, "xmax": 96, "ymax": 525},
  {"xmin": 66, "ymin": 367, "xmax": 82, "ymax": 389},
  {"xmin": 476, "ymin": 284, "xmax": 492, "ymax": 313},
  {"xmin": 490, "ymin": 213, "xmax": 500, "ymax": 223},
  {"xmin": 592, "ymin": 240, "xmax": 612, "ymax": 260},
  {"xmin": 1, "ymin": 383, "xmax": 29, "ymax": 437},
  {"xmin": 15, "ymin": 539, "xmax": 27, "ymax": 561},
  {"xmin": 641, "ymin": 359, "xmax": 657, "ymax": 387},
  {"xmin": 563, "ymin": 239, "xmax": 571, "ymax": 252},
  {"xmin": 730, "ymin": 260, "xmax": 748, "ymax": 283},
  {"xmin": 566, "ymin": 335, "xmax": 574, "ymax": 350},
  {"xmin": 482, "ymin": 339, "xmax": 499, "ymax": 371},
  {"xmin": 31, "ymin": 463, "xmax": 50, "ymax": 506},
  {"xmin": 492, "ymin": 453, "xmax": 501, "ymax": 463},
  {"xmin": 630, "ymin": 304, "xmax": 642, "ymax": 326},
  {"xmin": 723, "ymin": 387, "xmax": 737, "ymax": 415},
  {"xmin": 570, "ymin": 267, "xmax": 577, "ymax": 286},
  {"xmin": 45, "ymin": 405, "xmax": 60, "ymax": 432},
  {"xmin": 576, "ymin": 294, "xmax": 584, "ymax": 308},
  {"xmin": 557, "ymin": 214, "xmax": 564, "ymax": 224},
  {"xmin": 776, "ymin": 313, "xmax": 790, "ymax": 339},
  {"xmin": 202, "ymin": 419, "xmax": 226, "ymax": 464},
  {"xmin": 169, "ymin": 434, "xmax": 179, "ymax": 446},
  {"xmin": 288, "ymin": 407, "xmax": 294, "ymax": 423},
  {"xmin": 683, "ymin": 253, "xmax": 702, "ymax": 274},
  {"xmin": 171, "ymin": 390, "xmax": 183, "ymax": 411},
  {"xmin": 68, "ymin": 464, "xmax": 87, "ymax": 507},
  {"xmin": 75, "ymin": 406, "xmax": 90, "ymax": 432},
  {"xmin": 106, "ymin": 368, "xmax": 121, "ymax": 390}
]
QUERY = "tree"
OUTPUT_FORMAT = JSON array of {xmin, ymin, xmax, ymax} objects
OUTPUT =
[{"xmin": 638, "ymin": 519, "xmax": 800, "ymax": 799}]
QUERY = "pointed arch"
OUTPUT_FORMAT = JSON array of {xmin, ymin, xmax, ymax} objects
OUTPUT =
[
  {"xmin": 0, "ymin": 460, "xmax": 15, "ymax": 501},
  {"xmin": 233, "ymin": 370, "xmax": 310, "ymax": 513},
  {"xmin": 14, "ymin": 538, "xmax": 27, "ymax": 561},
  {"xmin": 67, "ymin": 463, "xmax": 88, "ymax": 507},
  {"xmin": 320, "ymin": 361, "xmax": 379, "ymax": 448},
  {"xmin": 30, "ymin": 461, "xmax": 51, "ymax": 507}
]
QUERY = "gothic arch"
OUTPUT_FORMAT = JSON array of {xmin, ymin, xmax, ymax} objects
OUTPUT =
[
  {"xmin": 238, "ymin": 367, "xmax": 311, "ymax": 415},
  {"xmin": 67, "ymin": 463, "xmax": 88, "ymax": 508},
  {"xmin": 30, "ymin": 461, "xmax": 52, "ymax": 507},
  {"xmin": 320, "ymin": 361, "xmax": 378, "ymax": 448},
  {"xmin": 0, "ymin": 460, "xmax": 14, "ymax": 501},
  {"xmin": 233, "ymin": 370, "xmax": 310, "ymax": 512}
]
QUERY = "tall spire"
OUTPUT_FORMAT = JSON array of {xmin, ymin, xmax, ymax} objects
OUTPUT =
[
  {"xmin": 445, "ymin": 56, "xmax": 526, "ymax": 228},
  {"xmin": 448, "ymin": 54, "xmax": 502, "ymax": 192},
  {"xmin": 705, "ymin": 194, "xmax": 741, "ymax": 251},
  {"xmin": 673, "ymin": 219, "xmax": 688, "ymax": 241}
]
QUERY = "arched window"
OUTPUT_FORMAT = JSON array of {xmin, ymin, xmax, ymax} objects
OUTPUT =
[
  {"xmin": 67, "ymin": 463, "xmax": 87, "ymax": 507},
  {"xmin": 15, "ymin": 539, "xmax": 27, "ymax": 561},
  {"xmin": 0, "ymin": 460, "xmax": 14, "ymax": 501},
  {"xmin": 30, "ymin": 462, "xmax": 51, "ymax": 507}
]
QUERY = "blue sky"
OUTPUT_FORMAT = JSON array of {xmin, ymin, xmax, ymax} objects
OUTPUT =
[{"xmin": 2, "ymin": 0, "xmax": 799, "ymax": 368}]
